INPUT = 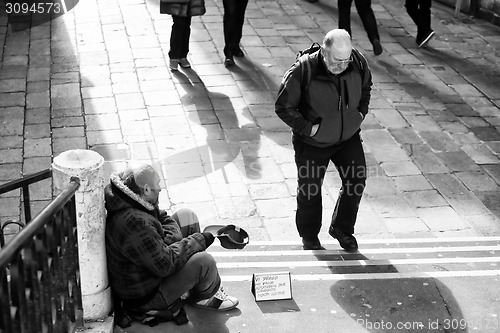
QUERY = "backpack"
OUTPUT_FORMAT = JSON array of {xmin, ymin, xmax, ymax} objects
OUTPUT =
[{"xmin": 295, "ymin": 42, "xmax": 368, "ymax": 95}]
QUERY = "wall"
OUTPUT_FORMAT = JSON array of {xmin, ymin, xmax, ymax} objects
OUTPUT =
[{"xmin": 436, "ymin": 0, "xmax": 500, "ymax": 25}]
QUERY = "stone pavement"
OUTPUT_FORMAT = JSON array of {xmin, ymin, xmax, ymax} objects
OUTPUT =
[{"xmin": 1, "ymin": 0, "xmax": 500, "ymax": 332}]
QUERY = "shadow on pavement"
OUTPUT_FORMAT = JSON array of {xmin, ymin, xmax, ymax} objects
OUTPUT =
[
  {"xmin": 114, "ymin": 307, "xmax": 242, "ymax": 333},
  {"xmin": 313, "ymin": 250, "xmax": 468, "ymax": 332},
  {"xmin": 4, "ymin": 0, "xmax": 80, "ymax": 32},
  {"xmin": 160, "ymin": 68, "xmax": 263, "ymax": 184},
  {"xmin": 255, "ymin": 298, "xmax": 301, "ymax": 314},
  {"xmin": 331, "ymin": 276, "xmax": 467, "ymax": 332}
]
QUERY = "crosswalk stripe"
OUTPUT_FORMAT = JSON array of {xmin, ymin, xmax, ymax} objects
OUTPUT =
[
  {"xmin": 221, "ymin": 270, "xmax": 500, "ymax": 282},
  {"xmin": 216, "ymin": 256, "xmax": 500, "ymax": 269},
  {"xmin": 211, "ymin": 238, "xmax": 500, "ymax": 281},
  {"xmin": 244, "ymin": 236, "xmax": 500, "ymax": 246},
  {"xmin": 209, "ymin": 245, "xmax": 500, "ymax": 257}
]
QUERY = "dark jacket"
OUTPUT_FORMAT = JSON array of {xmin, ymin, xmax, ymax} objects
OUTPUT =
[
  {"xmin": 104, "ymin": 172, "xmax": 207, "ymax": 300},
  {"xmin": 160, "ymin": 0, "xmax": 206, "ymax": 17},
  {"xmin": 275, "ymin": 48, "xmax": 372, "ymax": 148}
]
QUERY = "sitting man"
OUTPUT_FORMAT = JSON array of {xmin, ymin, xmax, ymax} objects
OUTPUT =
[{"xmin": 104, "ymin": 164, "xmax": 238, "ymax": 326}]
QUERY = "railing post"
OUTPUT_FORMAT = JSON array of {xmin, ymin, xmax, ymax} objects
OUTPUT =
[{"xmin": 52, "ymin": 149, "xmax": 111, "ymax": 320}]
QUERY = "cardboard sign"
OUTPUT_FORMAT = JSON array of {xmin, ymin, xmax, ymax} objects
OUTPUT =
[{"xmin": 251, "ymin": 271, "xmax": 292, "ymax": 302}]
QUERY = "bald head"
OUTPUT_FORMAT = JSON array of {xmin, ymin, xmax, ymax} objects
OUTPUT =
[
  {"xmin": 120, "ymin": 163, "xmax": 161, "ymax": 194},
  {"xmin": 323, "ymin": 29, "xmax": 352, "ymax": 57},
  {"xmin": 321, "ymin": 29, "xmax": 353, "ymax": 74}
]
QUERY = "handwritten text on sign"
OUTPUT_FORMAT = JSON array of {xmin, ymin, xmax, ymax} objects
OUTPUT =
[{"xmin": 252, "ymin": 271, "xmax": 292, "ymax": 301}]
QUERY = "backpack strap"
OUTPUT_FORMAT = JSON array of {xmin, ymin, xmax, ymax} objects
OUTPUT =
[
  {"xmin": 299, "ymin": 53, "xmax": 312, "ymax": 96},
  {"xmin": 298, "ymin": 43, "xmax": 320, "ymax": 96},
  {"xmin": 351, "ymin": 48, "xmax": 368, "ymax": 82}
]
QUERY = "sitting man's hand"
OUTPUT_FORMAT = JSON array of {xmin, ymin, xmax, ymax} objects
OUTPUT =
[{"xmin": 202, "ymin": 232, "xmax": 215, "ymax": 248}]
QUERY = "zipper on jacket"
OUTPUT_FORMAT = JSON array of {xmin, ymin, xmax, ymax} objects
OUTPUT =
[
  {"xmin": 339, "ymin": 79, "xmax": 344, "ymax": 141},
  {"xmin": 344, "ymin": 83, "xmax": 349, "ymax": 109}
]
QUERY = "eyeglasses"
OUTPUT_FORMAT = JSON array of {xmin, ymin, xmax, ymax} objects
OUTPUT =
[
  {"xmin": 323, "ymin": 52, "xmax": 352, "ymax": 66},
  {"xmin": 332, "ymin": 56, "xmax": 352, "ymax": 65}
]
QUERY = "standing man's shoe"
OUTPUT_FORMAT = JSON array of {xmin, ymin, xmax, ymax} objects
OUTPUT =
[
  {"xmin": 372, "ymin": 39, "xmax": 383, "ymax": 56},
  {"xmin": 418, "ymin": 30, "xmax": 435, "ymax": 48},
  {"xmin": 224, "ymin": 57, "xmax": 235, "ymax": 67},
  {"xmin": 169, "ymin": 59, "xmax": 179, "ymax": 71},
  {"xmin": 302, "ymin": 237, "xmax": 325, "ymax": 250},
  {"xmin": 305, "ymin": 0, "xmax": 318, "ymax": 2},
  {"xmin": 329, "ymin": 227, "xmax": 358, "ymax": 252},
  {"xmin": 178, "ymin": 58, "xmax": 191, "ymax": 68},
  {"xmin": 233, "ymin": 48, "xmax": 244, "ymax": 57}
]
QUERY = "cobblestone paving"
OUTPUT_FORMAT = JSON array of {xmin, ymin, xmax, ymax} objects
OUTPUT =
[{"xmin": 1, "ymin": 0, "xmax": 500, "ymax": 242}]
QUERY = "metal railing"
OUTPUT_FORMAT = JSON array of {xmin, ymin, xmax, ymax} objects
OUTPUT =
[
  {"xmin": 0, "ymin": 168, "xmax": 52, "ymax": 228},
  {"xmin": 0, "ymin": 173, "xmax": 84, "ymax": 333}
]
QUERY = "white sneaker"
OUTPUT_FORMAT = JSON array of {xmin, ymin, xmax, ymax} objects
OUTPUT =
[
  {"xmin": 169, "ymin": 59, "xmax": 179, "ymax": 71},
  {"xmin": 179, "ymin": 58, "xmax": 191, "ymax": 68},
  {"xmin": 418, "ymin": 30, "xmax": 435, "ymax": 48},
  {"xmin": 193, "ymin": 287, "xmax": 239, "ymax": 311}
]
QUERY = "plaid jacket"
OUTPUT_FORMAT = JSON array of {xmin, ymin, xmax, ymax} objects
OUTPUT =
[{"xmin": 104, "ymin": 172, "xmax": 207, "ymax": 300}]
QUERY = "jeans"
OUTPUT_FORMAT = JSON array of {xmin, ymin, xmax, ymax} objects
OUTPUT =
[
  {"xmin": 405, "ymin": 0, "xmax": 432, "ymax": 38},
  {"xmin": 169, "ymin": 15, "xmax": 192, "ymax": 59},
  {"xmin": 222, "ymin": 0, "xmax": 249, "ymax": 57},
  {"xmin": 294, "ymin": 133, "xmax": 366, "ymax": 238},
  {"xmin": 136, "ymin": 208, "xmax": 221, "ymax": 311},
  {"xmin": 338, "ymin": 0, "xmax": 380, "ymax": 43}
]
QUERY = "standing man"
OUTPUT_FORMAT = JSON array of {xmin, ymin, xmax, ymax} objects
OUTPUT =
[
  {"xmin": 222, "ymin": 0, "xmax": 249, "ymax": 66},
  {"xmin": 405, "ymin": 0, "xmax": 435, "ymax": 48},
  {"xmin": 338, "ymin": 0, "xmax": 383, "ymax": 55},
  {"xmin": 105, "ymin": 164, "xmax": 239, "ymax": 326},
  {"xmin": 275, "ymin": 29, "xmax": 371, "ymax": 252}
]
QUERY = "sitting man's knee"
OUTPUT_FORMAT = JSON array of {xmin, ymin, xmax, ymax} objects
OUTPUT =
[
  {"xmin": 172, "ymin": 207, "xmax": 198, "ymax": 223},
  {"xmin": 190, "ymin": 251, "xmax": 216, "ymax": 266}
]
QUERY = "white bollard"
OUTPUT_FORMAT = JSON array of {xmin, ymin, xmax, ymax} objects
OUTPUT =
[{"xmin": 52, "ymin": 149, "xmax": 111, "ymax": 320}]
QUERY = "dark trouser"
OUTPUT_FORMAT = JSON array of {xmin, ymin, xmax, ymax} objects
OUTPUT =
[
  {"xmin": 169, "ymin": 15, "xmax": 192, "ymax": 59},
  {"xmin": 338, "ymin": 0, "xmax": 380, "ymax": 43},
  {"xmin": 294, "ymin": 133, "xmax": 366, "ymax": 238},
  {"xmin": 134, "ymin": 209, "xmax": 221, "ymax": 311},
  {"xmin": 222, "ymin": 0, "xmax": 249, "ymax": 57},
  {"xmin": 405, "ymin": 0, "xmax": 432, "ymax": 38}
]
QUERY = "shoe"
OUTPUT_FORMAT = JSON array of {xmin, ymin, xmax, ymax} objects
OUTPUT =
[
  {"xmin": 179, "ymin": 58, "xmax": 191, "ymax": 68},
  {"xmin": 302, "ymin": 237, "xmax": 325, "ymax": 250},
  {"xmin": 372, "ymin": 39, "xmax": 382, "ymax": 56},
  {"xmin": 305, "ymin": 0, "xmax": 318, "ymax": 2},
  {"xmin": 329, "ymin": 227, "xmax": 358, "ymax": 252},
  {"xmin": 418, "ymin": 30, "xmax": 435, "ymax": 48},
  {"xmin": 233, "ymin": 48, "xmax": 244, "ymax": 57},
  {"xmin": 169, "ymin": 59, "xmax": 179, "ymax": 71},
  {"xmin": 224, "ymin": 57, "xmax": 235, "ymax": 67},
  {"xmin": 192, "ymin": 287, "xmax": 239, "ymax": 311}
]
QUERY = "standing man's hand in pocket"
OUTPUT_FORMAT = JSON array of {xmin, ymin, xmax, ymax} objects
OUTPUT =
[{"xmin": 310, "ymin": 124, "xmax": 319, "ymax": 136}]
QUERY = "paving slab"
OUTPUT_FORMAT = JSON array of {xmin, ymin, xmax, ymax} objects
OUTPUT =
[{"xmin": 1, "ymin": 0, "xmax": 500, "ymax": 332}]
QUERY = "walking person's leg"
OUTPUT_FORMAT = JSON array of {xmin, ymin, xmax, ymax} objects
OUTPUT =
[
  {"xmin": 416, "ymin": 0, "xmax": 434, "ymax": 48},
  {"xmin": 223, "ymin": 0, "xmax": 236, "ymax": 65},
  {"xmin": 338, "ymin": 0, "xmax": 354, "ymax": 37},
  {"xmin": 178, "ymin": 16, "xmax": 192, "ymax": 67},
  {"xmin": 354, "ymin": 0, "xmax": 382, "ymax": 55},
  {"xmin": 233, "ymin": 0, "xmax": 249, "ymax": 56},
  {"xmin": 405, "ymin": 0, "xmax": 421, "ymax": 28},
  {"xmin": 405, "ymin": 0, "xmax": 434, "ymax": 47},
  {"xmin": 169, "ymin": 15, "xmax": 191, "ymax": 69},
  {"xmin": 329, "ymin": 133, "xmax": 366, "ymax": 252}
]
